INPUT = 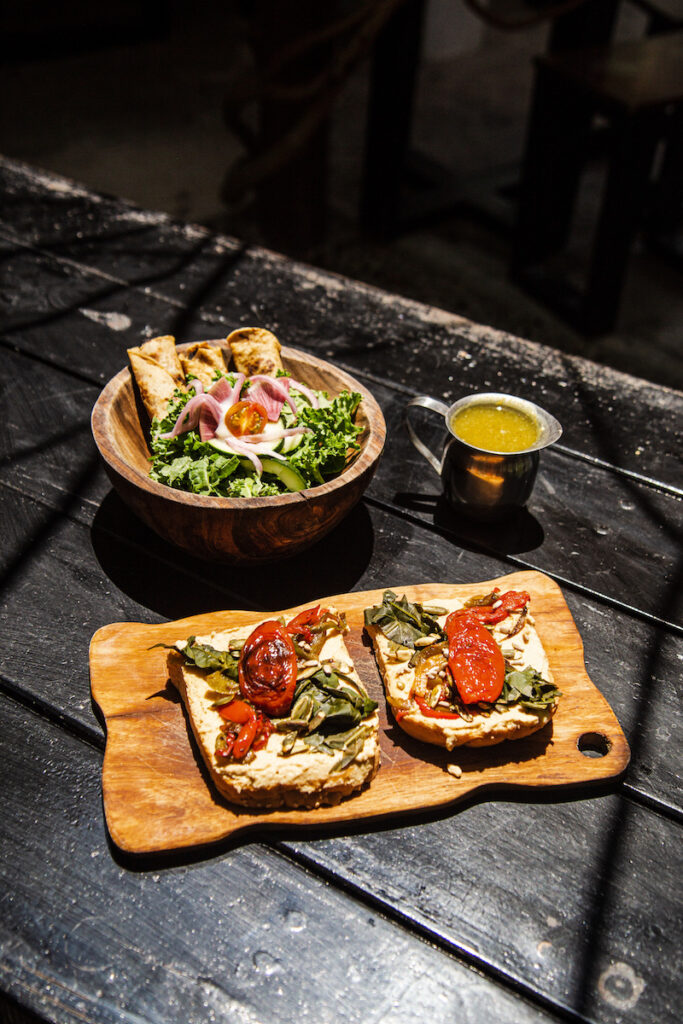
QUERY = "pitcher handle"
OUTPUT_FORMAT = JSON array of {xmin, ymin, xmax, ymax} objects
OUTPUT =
[{"xmin": 404, "ymin": 396, "xmax": 450, "ymax": 475}]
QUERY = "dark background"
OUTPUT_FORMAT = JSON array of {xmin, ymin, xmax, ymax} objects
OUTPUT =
[{"xmin": 1, "ymin": 0, "xmax": 681, "ymax": 389}]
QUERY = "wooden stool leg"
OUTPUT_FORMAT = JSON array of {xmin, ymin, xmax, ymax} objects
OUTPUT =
[
  {"xmin": 647, "ymin": 106, "xmax": 683, "ymax": 256},
  {"xmin": 512, "ymin": 65, "xmax": 594, "ymax": 267},
  {"xmin": 510, "ymin": 0, "xmax": 619, "ymax": 266},
  {"xmin": 360, "ymin": 0, "xmax": 425, "ymax": 237},
  {"xmin": 583, "ymin": 112, "xmax": 661, "ymax": 334}
]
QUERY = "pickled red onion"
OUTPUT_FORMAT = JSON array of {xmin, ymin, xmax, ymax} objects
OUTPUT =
[
  {"xmin": 208, "ymin": 377, "xmax": 232, "ymax": 404},
  {"xmin": 248, "ymin": 375, "xmax": 298, "ymax": 419},
  {"xmin": 227, "ymin": 372, "xmax": 245, "ymax": 409},
  {"xmin": 160, "ymin": 393, "xmax": 223, "ymax": 440},
  {"xmin": 288, "ymin": 378, "xmax": 319, "ymax": 409},
  {"xmin": 242, "ymin": 426, "xmax": 310, "ymax": 444},
  {"xmin": 219, "ymin": 433, "xmax": 263, "ymax": 475}
]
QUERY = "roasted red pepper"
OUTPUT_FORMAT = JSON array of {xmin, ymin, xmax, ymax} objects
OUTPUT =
[
  {"xmin": 445, "ymin": 611, "xmax": 505, "ymax": 704},
  {"xmin": 217, "ymin": 699, "xmax": 273, "ymax": 759},
  {"xmin": 252, "ymin": 715, "xmax": 274, "ymax": 751},
  {"xmin": 413, "ymin": 695, "xmax": 461, "ymax": 719},
  {"xmin": 456, "ymin": 590, "xmax": 529, "ymax": 627},
  {"xmin": 239, "ymin": 620, "xmax": 298, "ymax": 716},
  {"xmin": 286, "ymin": 605, "xmax": 327, "ymax": 644},
  {"xmin": 216, "ymin": 732, "xmax": 235, "ymax": 760},
  {"xmin": 232, "ymin": 717, "xmax": 258, "ymax": 759},
  {"xmin": 218, "ymin": 699, "xmax": 255, "ymax": 725}
]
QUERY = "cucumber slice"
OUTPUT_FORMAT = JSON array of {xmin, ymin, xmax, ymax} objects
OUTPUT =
[
  {"xmin": 208, "ymin": 422, "xmax": 282, "ymax": 457},
  {"xmin": 280, "ymin": 431, "xmax": 304, "ymax": 454},
  {"xmin": 260, "ymin": 456, "xmax": 307, "ymax": 492}
]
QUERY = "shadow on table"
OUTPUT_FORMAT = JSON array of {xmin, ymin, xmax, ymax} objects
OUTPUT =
[
  {"xmin": 90, "ymin": 489, "xmax": 376, "ymax": 618},
  {"xmin": 106, "ymin": 758, "xmax": 627, "ymax": 875},
  {"xmin": 394, "ymin": 492, "xmax": 545, "ymax": 555}
]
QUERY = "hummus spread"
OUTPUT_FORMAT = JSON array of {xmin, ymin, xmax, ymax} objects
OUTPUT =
[
  {"xmin": 168, "ymin": 623, "xmax": 380, "ymax": 809},
  {"xmin": 368, "ymin": 598, "xmax": 557, "ymax": 749}
]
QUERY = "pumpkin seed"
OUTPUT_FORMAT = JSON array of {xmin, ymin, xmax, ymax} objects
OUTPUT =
[
  {"xmin": 307, "ymin": 711, "xmax": 327, "ymax": 733},
  {"xmin": 393, "ymin": 649, "xmax": 412, "ymax": 663},
  {"xmin": 297, "ymin": 664, "xmax": 320, "ymax": 681},
  {"xmin": 427, "ymin": 686, "xmax": 441, "ymax": 708},
  {"xmin": 414, "ymin": 633, "xmax": 441, "ymax": 648},
  {"xmin": 281, "ymin": 731, "xmax": 299, "ymax": 754},
  {"xmin": 333, "ymin": 736, "xmax": 364, "ymax": 771}
]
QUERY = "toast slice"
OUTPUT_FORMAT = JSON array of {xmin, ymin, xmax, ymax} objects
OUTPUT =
[
  {"xmin": 168, "ymin": 612, "xmax": 380, "ymax": 808},
  {"xmin": 365, "ymin": 590, "xmax": 560, "ymax": 750}
]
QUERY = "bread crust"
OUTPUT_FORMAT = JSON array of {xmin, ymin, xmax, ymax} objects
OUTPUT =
[
  {"xmin": 367, "ymin": 601, "xmax": 558, "ymax": 750},
  {"xmin": 226, "ymin": 327, "xmax": 283, "ymax": 377},
  {"xmin": 127, "ymin": 334, "xmax": 186, "ymax": 421},
  {"xmin": 168, "ymin": 624, "xmax": 379, "ymax": 809},
  {"xmin": 179, "ymin": 342, "xmax": 228, "ymax": 388}
]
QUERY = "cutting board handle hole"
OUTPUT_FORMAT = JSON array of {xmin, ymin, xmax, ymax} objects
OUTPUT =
[{"xmin": 577, "ymin": 732, "xmax": 611, "ymax": 758}]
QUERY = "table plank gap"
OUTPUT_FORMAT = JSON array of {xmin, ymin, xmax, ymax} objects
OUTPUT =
[{"xmin": 364, "ymin": 495, "xmax": 683, "ymax": 636}]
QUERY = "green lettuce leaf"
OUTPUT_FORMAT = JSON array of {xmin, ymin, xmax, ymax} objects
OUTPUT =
[{"xmin": 148, "ymin": 380, "xmax": 362, "ymax": 497}]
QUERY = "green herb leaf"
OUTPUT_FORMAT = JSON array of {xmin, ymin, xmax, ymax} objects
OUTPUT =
[
  {"xmin": 180, "ymin": 638, "xmax": 240, "ymax": 679},
  {"xmin": 148, "ymin": 382, "xmax": 362, "ymax": 497},
  {"xmin": 364, "ymin": 590, "xmax": 446, "ymax": 649},
  {"xmin": 494, "ymin": 665, "xmax": 561, "ymax": 713}
]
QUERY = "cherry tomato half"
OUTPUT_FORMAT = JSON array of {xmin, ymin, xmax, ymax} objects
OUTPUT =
[
  {"xmin": 445, "ymin": 611, "xmax": 505, "ymax": 704},
  {"xmin": 224, "ymin": 400, "xmax": 268, "ymax": 437},
  {"xmin": 238, "ymin": 620, "xmax": 298, "ymax": 716}
]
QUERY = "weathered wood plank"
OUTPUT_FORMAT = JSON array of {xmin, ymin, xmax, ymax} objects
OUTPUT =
[
  {"xmin": 364, "ymin": 391, "xmax": 683, "ymax": 627},
  {"xmin": 1, "ymin": 457, "xmax": 680, "ymax": 816},
  {"xmin": 2, "ymin": 157, "xmax": 682, "ymax": 1024},
  {"xmin": 2, "ymin": 336, "xmax": 680, "ymax": 635},
  {"xmin": 1, "ymin": 347, "xmax": 680, "ymax": 809},
  {"xmin": 285, "ymin": 787, "xmax": 682, "ymax": 1024},
  {"xmin": 1, "ymin": 157, "xmax": 682, "ymax": 489},
  {"xmin": 1, "ymin": 695, "xmax": 557, "ymax": 1024}
]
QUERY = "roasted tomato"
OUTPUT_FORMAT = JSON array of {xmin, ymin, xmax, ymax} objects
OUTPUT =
[
  {"xmin": 286, "ymin": 605, "xmax": 326, "ymax": 644},
  {"xmin": 217, "ymin": 699, "xmax": 275, "ymax": 760},
  {"xmin": 238, "ymin": 620, "xmax": 298, "ymax": 716},
  {"xmin": 224, "ymin": 400, "xmax": 268, "ymax": 437},
  {"xmin": 218, "ymin": 699, "xmax": 255, "ymax": 724},
  {"xmin": 445, "ymin": 611, "xmax": 505, "ymax": 704}
]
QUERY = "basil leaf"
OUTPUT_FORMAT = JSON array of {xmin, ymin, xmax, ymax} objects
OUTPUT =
[
  {"xmin": 494, "ymin": 665, "xmax": 561, "ymax": 713},
  {"xmin": 364, "ymin": 590, "xmax": 446, "ymax": 649},
  {"xmin": 181, "ymin": 638, "xmax": 240, "ymax": 679}
]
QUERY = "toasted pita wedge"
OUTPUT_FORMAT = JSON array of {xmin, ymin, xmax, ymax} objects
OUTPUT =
[
  {"xmin": 179, "ymin": 341, "xmax": 228, "ymax": 388},
  {"xmin": 366, "ymin": 596, "xmax": 559, "ymax": 750},
  {"xmin": 168, "ymin": 615, "xmax": 380, "ymax": 808},
  {"xmin": 127, "ymin": 335, "xmax": 185, "ymax": 421},
  {"xmin": 226, "ymin": 327, "xmax": 283, "ymax": 377}
]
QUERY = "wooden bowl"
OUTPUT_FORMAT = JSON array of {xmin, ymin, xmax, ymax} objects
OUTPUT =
[{"xmin": 91, "ymin": 343, "xmax": 386, "ymax": 564}]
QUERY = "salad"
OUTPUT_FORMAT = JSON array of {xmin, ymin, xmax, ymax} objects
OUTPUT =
[{"xmin": 149, "ymin": 369, "xmax": 363, "ymax": 497}]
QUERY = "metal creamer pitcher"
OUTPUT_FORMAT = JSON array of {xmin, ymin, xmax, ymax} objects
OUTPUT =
[{"xmin": 405, "ymin": 392, "xmax": 562, "ymax": 521}]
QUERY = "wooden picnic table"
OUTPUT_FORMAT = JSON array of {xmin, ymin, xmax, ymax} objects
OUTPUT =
[{"xmin": 1, "ymin": 154, "xmax": 681, "ymax": 1024}]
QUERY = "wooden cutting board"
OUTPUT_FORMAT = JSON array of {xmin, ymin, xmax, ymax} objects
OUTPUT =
[{"xmin": 90, "ymin": 571, "xmax": 630, "ymax": 854}]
